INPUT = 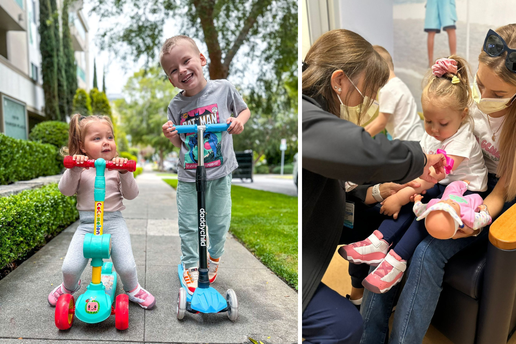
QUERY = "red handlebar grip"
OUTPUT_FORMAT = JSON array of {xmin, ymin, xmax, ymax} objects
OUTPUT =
[
  {"xmin": 105, "ymin": 160, "xmax": 136, "ymax": 172},
  {"xmin": 63, "ymin": 156, "xmax": 137, "ymax": 172}
]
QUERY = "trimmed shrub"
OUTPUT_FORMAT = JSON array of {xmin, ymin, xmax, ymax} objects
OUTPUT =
[
  {"xmin": 119, "ymin": 151, "xmax": 137, "ymax": 162},
  {"xmin": 73, "ymin": 88, "xmax": 92, "ymax": 117},
  {"xmin": 29, "ymin": 121, "xmax": 69, "ymax": 149},
  {"xmin": 272, "ymin": 164, "xmax": 293, "ymax": 174},
  {"xmin": 254, "ymin": 164, "xmax": 269, "ymax": 174},
  {"xmin": 0, "ymin": 183, "xmax": 79, "ymax": 269},
  {"xmin": 133, "ymin": 167, "xmax": 143, "ymax": 178},
  {"xmin": 0, "ymin": 134, "xmax": 61, "ymax": 185}
]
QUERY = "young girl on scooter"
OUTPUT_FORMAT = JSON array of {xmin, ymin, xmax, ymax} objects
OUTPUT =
[{"xmin": 47, "ymin": 114, "xmax": 155, "ymax": 309}]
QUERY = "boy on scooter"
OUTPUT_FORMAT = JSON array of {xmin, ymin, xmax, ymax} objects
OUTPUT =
[{"xmin": 161, "ymin": 35, "xmax": 250, "ymax": 295}]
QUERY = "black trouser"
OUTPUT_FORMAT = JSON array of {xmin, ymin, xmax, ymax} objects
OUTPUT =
[{"xmin": 303, "ymin": 283, "xmax": 363, "ymax": 344}]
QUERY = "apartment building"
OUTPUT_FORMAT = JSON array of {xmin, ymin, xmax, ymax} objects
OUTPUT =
[{"xmin": 0, "ymin": 0, "xmax": 89, "ymax": 140}]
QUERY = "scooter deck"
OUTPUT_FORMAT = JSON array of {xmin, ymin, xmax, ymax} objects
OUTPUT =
[
  {"xmin": 75, "ymin": 262, "xmax": 118, "ymax": 324},
  {"xmin": 177, "ymin": 263, "xmax": 227, "ymax": 313}
]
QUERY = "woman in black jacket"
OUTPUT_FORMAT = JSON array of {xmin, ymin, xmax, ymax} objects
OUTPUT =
[{"xmin": 302, "ymin": 29, "xmax": 446, "ymax": 344}]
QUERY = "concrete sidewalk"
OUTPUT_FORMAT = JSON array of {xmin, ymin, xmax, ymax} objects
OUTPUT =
[{"xmin": 0, "ymin": 172, "xmax": 298, "ymax": 343}]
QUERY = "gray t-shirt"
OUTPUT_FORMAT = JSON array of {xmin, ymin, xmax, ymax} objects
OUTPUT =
[{"xmin": 167, "ymin": 79, "xmax": 248, "ymax": 182}]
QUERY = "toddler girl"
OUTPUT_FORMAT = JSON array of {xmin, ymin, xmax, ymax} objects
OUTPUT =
[
  {"xmin": 340, "ymin": 56, "xmax": 488, "ymax": 294},
  {"xmin": 47, "ymin": 114, "xmax": 155, "ymax": 309}
]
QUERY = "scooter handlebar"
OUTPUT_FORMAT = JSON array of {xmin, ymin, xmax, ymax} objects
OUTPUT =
[
  {"xmin": 63, "ymin": 156, "xmax": 137, "ymax": 172},
  {"xmin": 174, "ymin": 123, "xmax": 230, "ymax": 134}
]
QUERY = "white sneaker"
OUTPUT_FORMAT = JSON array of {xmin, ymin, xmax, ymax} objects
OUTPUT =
[
  {"xmin": 182, "ymin": 265, "xmax": 198, "ymax": 295},
  {"xmin": 208, "ymin": 256, "xmax": 220, "ymax": 283}
]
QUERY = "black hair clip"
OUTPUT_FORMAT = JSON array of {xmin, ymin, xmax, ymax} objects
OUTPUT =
[{"xmin": 302, "ymin": 61, "xmax": 309, "ymax": 72}]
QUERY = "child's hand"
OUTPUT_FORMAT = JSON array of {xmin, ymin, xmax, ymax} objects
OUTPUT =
[
  {"xmin": 112, "ymin": 157, "xmax": 129, "ymax": 174},
  {"xmin": 226, "ymin": 117, "xmax": 244, "ymax": 135},
  {"xmin": 162, "ymin": 121, "xmax": 178, "ymax": 140},
  {"xmin": 411, "ymin": 194, "xmax": 424, "ymax": 203},
  {"xmin": 72, "ymin": 154, "xmax": 89, "ymax": 171},
  {"xmin": 380, "ymin": 196, "xmax": 403, "ymax": 220}
]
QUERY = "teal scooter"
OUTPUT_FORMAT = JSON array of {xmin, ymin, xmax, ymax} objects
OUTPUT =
[
  {"xmin": 174, "ymin": 122, "xmax": 238, "ymax": 321},
  {"xmin": 55, "ymin": 156, "xmax": 136, "ymax": 330}
]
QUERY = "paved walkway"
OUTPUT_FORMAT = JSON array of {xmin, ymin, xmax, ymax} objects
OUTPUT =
[{"xmin": 0, "ymin": 172, "xmax": 298, "ymax": 343}]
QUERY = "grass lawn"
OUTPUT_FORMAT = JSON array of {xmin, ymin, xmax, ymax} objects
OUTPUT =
[{"xmin": 162, "ymin": 179, "xmax": 298, "ymax": 290}]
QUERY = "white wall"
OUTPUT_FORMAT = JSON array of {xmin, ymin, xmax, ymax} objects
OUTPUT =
[{"xmin": 0, "ymin": 60, "xmax": 44, "ymax": 112}]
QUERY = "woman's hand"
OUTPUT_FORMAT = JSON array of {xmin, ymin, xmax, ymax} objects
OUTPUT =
[
  {"xmin": 379, "ymin": 181, "xmax": 423, "ymax": 199},
  {"xmin": 421, "ymin": 153, "xmax": 447, "ymax": 183},
  {"xmin": 452, "ymin": 224, "xmax": 477, "ymax": 239},
  {"xmin": 112, "ymin": 157, "xmax": 129, "ymax": 173}
]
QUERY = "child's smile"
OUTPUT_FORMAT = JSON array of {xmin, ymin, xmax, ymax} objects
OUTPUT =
[{"xmin": 80, "ymin": 122, "xmax": 117, "ymax": 161}]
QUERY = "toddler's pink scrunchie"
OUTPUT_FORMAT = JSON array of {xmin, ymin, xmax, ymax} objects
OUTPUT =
[{"xmin": 432, "ymin": 58, "xmax": 458, "ymax": 77}]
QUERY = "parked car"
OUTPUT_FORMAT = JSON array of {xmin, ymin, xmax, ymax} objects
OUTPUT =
[
  {"xmin": 293, "ymin": 153, "xmax": 298, "ymax": 189},
  {"xmin": 163, "ymin": 158, "xmax": 178, "ymax": 173}
]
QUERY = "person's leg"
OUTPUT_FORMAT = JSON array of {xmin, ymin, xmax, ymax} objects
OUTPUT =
[
  {"xmin": 206, "ymin": 174, "xmax": 232, "ymax": 260},
  {"xmin": 390, "ymin": 217, "xmax": 428, "ymax": 261},
  {"xmin": 446, "ymin": 28, "xmax": 457, "ymax": 56},
  {"xmin": 349, "ymin": 263, "xmax": 369, "ymax": 303},
  {"xmin": 389, "ymin": 230, "xmax": 488, "ymax": 344},
  {"xmin": 61, "ymin": 212, "xmax": 93, "ymax": 291},
  {"xmin": 303, "ymin": 283, "xmax": 363, "ymax": 344},
  {"xmin": 360, "ymin": 278, "xmax": 400, "ymax": 344},
  {"xmin": 427, "ymin": 32, "xmax": 436, "ymax": 67},
  {"xmin": 106, "ymin": 212, "xmax": 138, "ymax": 292},
  {"xmin": 177, "ymin": 180, "xmax": 199, "ymax": 268}
]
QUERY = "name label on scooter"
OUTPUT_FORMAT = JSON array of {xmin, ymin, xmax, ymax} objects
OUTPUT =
[{"xmin": 199, "ymin": 208, "xmax": 207, "ymax": 246}]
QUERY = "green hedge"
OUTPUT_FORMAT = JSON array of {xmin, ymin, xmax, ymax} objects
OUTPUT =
[
  {"xmin": 0, "ymin": 134, "xmax": 61, "ymax": 185},
  {"xmin": 254, "ymin": 164, "xmax": 269, "ymax": 174},
  {"xmin": 0, "ymin": 183, "xmax": 79, "ymax": 269},
  {"xmin": 29, "ymin": 121, "xmax": 69, "ymax": 149},
  {"xmin": 134, "ymin": 167, "xmax": 143, "ymax": 178},
  {"xmin": 119, "ymin": 151, "xmax": 137, "ymax": 162},
  {"xmin": 272, "ymin": 164, "xmax": 293, "ymax": 174}
]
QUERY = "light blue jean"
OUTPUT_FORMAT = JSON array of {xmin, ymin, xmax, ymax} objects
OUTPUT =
[
  {"xmin": 360, "ymin": 174, "xmax": 514, "ymax": 344},
  {"xmin": 177, "ymin": 174, "xmax": 232, "ymax": 269}
]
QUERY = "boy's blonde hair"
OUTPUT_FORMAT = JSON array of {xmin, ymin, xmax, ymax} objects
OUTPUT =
[
  {"xmin": 302, "ymin": 29, "xmax": 389, "ymax": 120},
  {"xmin": 422, "ymin": 55, "xmax": 472, "ymax": 116},
  {"xmin": 479, "ymin": 24, "xmax": 516, "ymax": 201},
  {"xmin": 373, "ymin": 45, "xmax": 394, "ymax": 71},
  {"xmin": 160, "ymin": 35, "xmax": 200, "ymax": 76},
  {"xmin": 61, "ymin": 114, "xmax": 116, "ymax": 157}
]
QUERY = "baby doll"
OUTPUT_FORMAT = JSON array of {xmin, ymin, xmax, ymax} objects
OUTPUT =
[{"xmin": 414, "ymin": 180, "xmax": 492, "ymax": 239}]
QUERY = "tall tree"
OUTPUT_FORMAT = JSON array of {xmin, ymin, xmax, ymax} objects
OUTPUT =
[
  {"xmin": 39, "ymin": 0, "xmax": 60, "ymax": 120},
  {"xmin": 102, "ymin": 67, "xmax": 106, "ymax": 93},
  {"xmin": 115, "ymin": 66, "xmax": 178, "ymax": 170},
  {"xmin": 93, "ymin": 58, "xmax": 98, "ymax": 89},
  {"xmin": 62, "ymin": 0, "xmax": 78, "ymax": 117},
  {"xmin": 50, "ymin": 0, "xmax": 67, "ymax": 121},
  {"xmin": 73, "ymin": 88, "xmax": 92, "ymax": 116},
  {"xmin": 90, "ymin": 0, "xmax": 297, "ymax": 84}
]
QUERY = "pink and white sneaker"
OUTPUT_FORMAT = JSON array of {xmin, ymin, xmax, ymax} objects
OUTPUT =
[
  {"xmin": 362, "ymin": 250, "xmax": 407, "ymax": 294},
  {"xmin": 127, "ymin": 284, "xmax": 156, "ymax": 309},
  {"xmin": 338, "ymin": 230, "xmax": 390, "ymax": 266},
  {"xmin": 47, "ymin": 280, "xmax": 81, "ymax": 306}
]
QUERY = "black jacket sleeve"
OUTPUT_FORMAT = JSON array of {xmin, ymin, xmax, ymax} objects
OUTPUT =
[{"xmin": 302, "ymin": 97, "xmax": 425, "ymax": 185}]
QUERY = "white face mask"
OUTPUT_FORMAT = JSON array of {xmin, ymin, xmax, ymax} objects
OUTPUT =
[
  {"xmin": 472, "ymin": 76, "xmax": 516, "ymax": 114},
  {"xmin": 337, "ymin": 75, "xmax": 379, "ymax": 126}
]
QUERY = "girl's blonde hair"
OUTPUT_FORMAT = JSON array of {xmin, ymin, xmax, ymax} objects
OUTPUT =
[
  {"xmin": 61, "ymin": 114, "xmax": 116, "ymax": 157},
  {"xmin": 479, "ymin": 24, "xmax": 516, "ymax": 201},
  {"xmin": 302, "ymin": 29, "xmax": 389, "ymax": 120},
  {"xmin": 422, "ymin": 55, "xmax": 472, "ymax": 118}
]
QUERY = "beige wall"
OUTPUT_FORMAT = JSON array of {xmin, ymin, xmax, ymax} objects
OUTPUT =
[{"xmin": 7, "ymin": 30, "xmax": 28, "ymax": 74}]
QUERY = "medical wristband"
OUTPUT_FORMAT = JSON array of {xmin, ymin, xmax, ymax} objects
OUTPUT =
[{"xmin": 372, "ymin": 184, "xmax": 384, "ymax": 203}]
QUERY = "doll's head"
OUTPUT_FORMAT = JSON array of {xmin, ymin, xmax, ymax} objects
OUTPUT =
[{"xmin": 417, "ymin": 199, "xmax": 463, "ymax": 239}]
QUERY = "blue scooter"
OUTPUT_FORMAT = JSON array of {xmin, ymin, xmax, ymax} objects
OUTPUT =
[{"xmin": 174, "ymin": 122, "xmax": 238, "ymax": 321}]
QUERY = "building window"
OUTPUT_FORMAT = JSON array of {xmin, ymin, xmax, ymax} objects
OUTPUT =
[
  {"xmin": 32, "ymin": 0, "xmax": 37, "ymax": 24},
  {"xmin": 2, "ymin": 96, "xmax": 27, "ymax": 140},
  {"xmin": 31, "ymin": 63, "xmax": 38, "ymax": 82},
  {"xmin": 15, "ymin": 0, "xmax": 23, "ymax": 9},
  {"xmin": 77, "ymin": 66, "xmax": 86, "ymax": 82}
]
